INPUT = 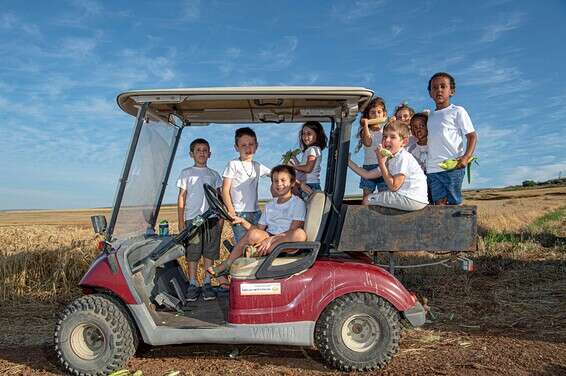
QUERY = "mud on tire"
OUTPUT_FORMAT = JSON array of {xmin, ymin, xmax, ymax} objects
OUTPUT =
[
  {"xmin": 314, "ymin": 293, "xmax": 400, "ymax": 372},
  {"xmin": 54, "ymin": 294, "xmax": 137, "ymax": 375}
]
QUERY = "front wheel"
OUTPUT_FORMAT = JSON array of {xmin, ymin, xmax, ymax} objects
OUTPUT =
[
  {"xmin": 54, "ymin": 294, "xmax": 137, "ymax": 375},
  {"xmin": 314, "ymin": 293, "xmax": 400, "ymax": 372}
]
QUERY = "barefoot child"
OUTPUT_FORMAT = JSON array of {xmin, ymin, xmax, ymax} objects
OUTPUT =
[
  {"xmin": 208, "ymin": 165, "xmax": 307, "ymax": 276},
  {"xmin": 426, "ymin": 72, "xmax": 477, "ymax": 205},
  {"xmin": 177, "ymin": 138, "xmax": 225, "ymax": 301},
  {"xmin": 355, "ymin": 97, "xmax": 389, "ymax": 201},
  {"xmin": 289, "ymin": 121, "xmax": 328, "ymax": 192},
  {"xmin": 348, "ymin": 121, "xmax": 429, "ymax": 210},
  {"xmin": 222, "ymin": 127, "xmax": 271, "ymax": 243}
]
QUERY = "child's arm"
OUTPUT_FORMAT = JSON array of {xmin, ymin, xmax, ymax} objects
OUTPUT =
[
  {"xmin": 348, "ymin": 157, "xmax": 382, "ymax": 179},
  {"xmin": 457, "ymin": 132, "xmax": 477, "ymax": 168},
  {"xmin": 177, "ymin": 189, "xmax": 187, "ymax": 231},
  {"xmin": 359, "ymin": 119, "xmax": 373, "ymax": 147},
  {"xmin": 221, "ymin": 177, "xmax": 236, "ymax": 218},
  {"xmin": 231, "ymin": 216, "xmax": 266, "ymax": 232},
  {"xmin": 255, "ymin": 220, "xmax": 304, "ymax": 255},
  {"xmin": 377, "ymin": 145, "xmax": 405, "ymax": 192},
  {"xmin": 292, "ymin": 155, "xmax": 317, "ymax": 173}
]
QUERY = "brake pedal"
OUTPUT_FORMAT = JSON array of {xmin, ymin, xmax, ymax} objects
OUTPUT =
[
  {"xmin": 170, "ymin": 278, "xmax": 187, "ymax": 306},
  {"xmin": 154, "ymin": 292, "xmax": 181, "ymax": 311}
]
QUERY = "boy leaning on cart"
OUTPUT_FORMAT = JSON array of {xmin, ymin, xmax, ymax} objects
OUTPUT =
[{"xmin": 177, "ymin": 138, "xmax": 227, "ymax": 302}]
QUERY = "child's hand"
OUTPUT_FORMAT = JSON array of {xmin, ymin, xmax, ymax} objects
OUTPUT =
[
  {"xmin": 301, "ymin": 182, "xmax": 313, "ymax": 195},
  {"xmin": 256, "ymin": 237, "xmax": 273, "ymax": 255},
  {"xmin": 389, "ymin": 115, "xmax": 397, "ymax": 122},
  {"xmin": 360, "ymin": 118, "xmax": 369, "ymax": 128},
  {"xmin": 376, "ymin": 144, "xmax": 386, "ymax": 163},
  {"xmin": 456, "ymin": 155, "xmax": 471, "ymax": 168},
  {"xmin": 231, "ymin": 215, "xmax": 244, "ymax": 225}
]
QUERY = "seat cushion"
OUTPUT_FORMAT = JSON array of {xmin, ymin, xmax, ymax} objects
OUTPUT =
[
  {"xmin": 304, "ymin": 191, "xmax": 327, "ymax": 241},
  {"xmin": 230, "ymin": 256, "xmax": 305, "ymax": 279}
]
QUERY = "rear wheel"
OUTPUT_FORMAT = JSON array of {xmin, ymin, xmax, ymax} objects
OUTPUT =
[
  {"xmin": 314, "ymin": 293, "xmax": 400, "ymax": 372},
  {"xmin": 54, "ymin": 294, "xmax": 137, "ymax": 375}
]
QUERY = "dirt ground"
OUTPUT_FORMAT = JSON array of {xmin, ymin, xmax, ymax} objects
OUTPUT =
[{"xmin": 1, "ymin": 185, "xmax": 565, "ymax": 375}]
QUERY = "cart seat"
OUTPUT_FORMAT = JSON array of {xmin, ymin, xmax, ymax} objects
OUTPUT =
[{"xmin": 230, "ymin": 191, "xmax": 328, "ymax": 279}]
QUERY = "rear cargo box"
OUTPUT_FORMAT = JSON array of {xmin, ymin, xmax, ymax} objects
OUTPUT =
[{"xmin": 338, "ymin": 204, "xmax": 477, "ymax": 253}]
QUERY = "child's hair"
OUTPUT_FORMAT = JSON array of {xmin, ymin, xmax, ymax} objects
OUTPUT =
[
  {"xmin": 394, "ymin": 102, "xmax": 415, "ymax": 118},
  {"xmin": 383, "ymin": 120, "xmax": 410, "ymax": 140},
  {"xmin": 362, "ymin": 96, "xmax": 387, "ymax": 119},
  {"xmin": 300, "ymin": 121, "xmax": 328, "ymax": 151},
  {"xmin": 355, "ymin": 97, "xmax": 387, "ymax": 152},
  {"xmin": 410, "ymin": 112, "xmax": 428, "ymax": 124},
  {"xmin": 427, "ymin": 72, "xmax": 456, "ymax": 92},
  {"xmin": 270, "ymin": 164, "xmax": 296, "ymax": 183},
  {"xmin": 235, "ymin": 127, "xmax": 257, "ymax": 145},
  {"xmin": 189, "ymin": 138, "xmax": 210, "ymax": 152}
]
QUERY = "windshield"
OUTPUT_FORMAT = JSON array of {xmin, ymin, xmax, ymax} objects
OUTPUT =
[{"xmin": 112, "ymin": 117, "xmax": 179, "ymax": 240}]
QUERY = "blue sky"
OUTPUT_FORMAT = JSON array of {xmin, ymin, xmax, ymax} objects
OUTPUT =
[{"xmin": 1, "ymin": 0, "xmax": 565, "ymax": 210}]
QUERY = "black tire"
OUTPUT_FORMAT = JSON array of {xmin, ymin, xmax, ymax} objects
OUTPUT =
[
  {"xmin": 54, "ymin": 294, "xmax": 137, "ymax": 375},
  {"xmin": 314, "ymin": 293, "xmax": 400, "ymax": 372}
]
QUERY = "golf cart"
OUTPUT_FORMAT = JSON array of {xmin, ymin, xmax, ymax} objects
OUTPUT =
[{"xmin": 54, "ymin": 87, "xmax": 477, "ymax": 374}]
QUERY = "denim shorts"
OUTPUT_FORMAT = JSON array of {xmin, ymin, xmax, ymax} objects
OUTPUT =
[
  {"xmin": 427, "ymin": 169, "xmax": 465, "ymax": 205},
  {"xmin": 231, "ymin": 210, "xmax": 261, "ymax": 243},
  {"xmin": 359, "ymin": 164, "xmax": 388, "ymax": 192},
  {"xmin": 305, "ymin": 182, "xmax": 321, "ymax": 191}
]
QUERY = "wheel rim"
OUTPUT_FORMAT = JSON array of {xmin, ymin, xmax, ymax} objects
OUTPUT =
[
  {"xmin": 69, "ymin": 323, "xmax": 106, "ymax": 360},
  {"xmin": 341, "ymin": 314, "xmax": 380, "ymax": 352}
]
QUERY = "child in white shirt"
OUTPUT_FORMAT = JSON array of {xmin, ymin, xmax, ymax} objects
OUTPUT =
[
  {"xmin": 177, "ymin": 138, "xmax": 224, "ymax": 301},
  {"xmin": 289, "ymin": 121, "xmax": 328, "ymax": 191},
  {"xmin": 426, "ymin": 72, "xmax": 477, "ymax": 205},
  {"xmin": 222, "ymin": 127, "xmax": 271, "ymax": 243},
  {"xmin": 407, "ymin": 112, "xmax": 429, "ymax": 172},
  {"xmin": 349, "ymin": 121, "xmax": 429, "ymax": 211},
  {"xmin": 208, "ymin": 165, "xmax": 307, "ymax": 276}
]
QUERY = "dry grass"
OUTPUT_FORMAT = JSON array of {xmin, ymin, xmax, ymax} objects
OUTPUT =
[{"xmin": 0, "ymin": 184, "xmax": 564, "ymax": 304}]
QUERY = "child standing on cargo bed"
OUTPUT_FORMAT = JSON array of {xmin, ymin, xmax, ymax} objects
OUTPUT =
[
  {"xmin": 222, "ymin": 127, "xmax": 271, "ymax": 243},
  {"xmin": 355, "ymin": 97, "xmax": 390, "ymax": 201},
  {"xmin": 349, "ymin": 121, "xmax": 429, "ymax": 211},
  {"xmin": 407, "ymin": 112, "xmax": 429, "ymax": 172},
  {"xmin": 177, "ymin": 138, "xmax": 226, "ymax": 302},
  {"xmin": 426, "ymin": 72, "xmax": 477, "ymax": 205}
]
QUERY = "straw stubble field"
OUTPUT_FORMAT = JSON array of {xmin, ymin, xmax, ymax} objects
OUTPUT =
[{"xmin": 0, "ymin": 185, "xmax": 565, "ymax": 375}]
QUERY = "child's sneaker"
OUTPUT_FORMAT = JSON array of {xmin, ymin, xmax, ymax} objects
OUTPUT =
[
  {"xmin": 186, "ymin": 284, "xmax": 201, "ymax": 302},
  {"xmin": 202, "ymin": 283, "xmax": 217, "ymax": 301}
]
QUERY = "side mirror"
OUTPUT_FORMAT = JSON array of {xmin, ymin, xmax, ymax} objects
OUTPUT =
[{"xmin": 91, "ymin": 215, "xmax": 107, "ymax": 235}]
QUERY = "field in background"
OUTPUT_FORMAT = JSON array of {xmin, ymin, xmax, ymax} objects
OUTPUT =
[{"xmin": 0, "ymin": 184, "xmax": 564, "ymax": 375}]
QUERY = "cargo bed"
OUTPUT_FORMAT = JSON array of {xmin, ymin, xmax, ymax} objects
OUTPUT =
[{"xmin": 337, "ymin": 203, "xmax": 477, "ymax": 253}]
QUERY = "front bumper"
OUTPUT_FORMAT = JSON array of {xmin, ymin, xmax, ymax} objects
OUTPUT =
[{"xmin": 403, "ymin": 301, "xmax": 426, "ymax": 327}]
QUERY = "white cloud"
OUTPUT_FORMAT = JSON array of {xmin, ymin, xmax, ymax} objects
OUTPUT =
[
  {"xmin": 502, "ymin": 161, "xmax": 566, "ymax": 186},
  {"xmin": 331, "ymin": 0, "xmax": 388, "ymax": 22},
  {"xmin": 481, "ymin": 12, "xmax": 523, "ymax": 42},
  {"xmin": 391, "ymin": 24, "xmax": 403, "ymax": 37},
  {"xmin": 60, "ymin": 37, "xmax": 98, "ymax": 59},
  {"xmin": 257, "ymin": 36, "xmax": 298, "ymax": 70}
]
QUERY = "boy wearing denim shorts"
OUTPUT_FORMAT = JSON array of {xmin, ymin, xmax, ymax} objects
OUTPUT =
[
  {"xmin": 222, "ymin": 127, "xmax": 270, "ymax": 243},
  {"xmin": 426, "ymin": 72, "xmax": 477, "ymax": 205},
  {"xmin": 177, "ymin": 138, "xmax": 224, "ymax": 301}
]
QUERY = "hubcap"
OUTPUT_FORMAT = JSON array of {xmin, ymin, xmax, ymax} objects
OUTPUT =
[
  {"xmin": 70, "ymin": 323, "xmax": 106, "ymax": 360},
  {"xmin": 341, "ymin": 314, "xmax": 380, "ymax": 352}
]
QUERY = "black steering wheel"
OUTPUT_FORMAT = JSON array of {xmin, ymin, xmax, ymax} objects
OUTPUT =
[{"xmin": 203, "ymin": 184, "xmax": 234, "ymax": 221}]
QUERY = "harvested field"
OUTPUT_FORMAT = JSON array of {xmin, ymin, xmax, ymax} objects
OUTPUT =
[{"xmin": 0, "ymin": 184, "xmax": 565, "ymax": 375}]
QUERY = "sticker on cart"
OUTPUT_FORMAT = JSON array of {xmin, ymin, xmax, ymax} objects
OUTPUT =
[{"xmin": 240, "ymin": 282, "xmax": 281, "ymax": 296}]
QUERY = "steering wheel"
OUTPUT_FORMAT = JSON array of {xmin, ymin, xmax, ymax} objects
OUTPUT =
[{"xmin": 203, "ymin": 184, "xmax": 234, "ymax": 221}]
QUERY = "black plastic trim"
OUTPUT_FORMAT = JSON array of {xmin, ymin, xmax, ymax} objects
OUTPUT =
[{"xmin": 255, "ymin": 241, "xmax": 321, "ymax": 280}]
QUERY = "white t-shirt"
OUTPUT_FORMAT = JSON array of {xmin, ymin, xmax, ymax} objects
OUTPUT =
[
  {"xmin": 426, "ymin": 104, "xmax": 475, "ymax": 173},
  {"xmin": 363, "ymin": 129, "xmax": 383, "ymax": 165},
  {"xmin": 301, "ymin": 146, "xmax": 322, "ymax": 184},
  {"xmin": 223, "ymin": 158, "xmax": 271, "ymax": 212},
  {"xmin": 407, "ymin": 143, "xmax": 428, "ymax": 172},
  {"xmin": 176, "ymin": 166, "xmax": 222, "ymax": 220},
  {"xmin": 258, "ymin": 195, "xmax": 306, "ymax": 235},
  {"xmin": 387, "ymin": 148, "xmax": 428, "ymax": 204}
]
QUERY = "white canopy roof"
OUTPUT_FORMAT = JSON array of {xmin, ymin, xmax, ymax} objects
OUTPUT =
[{"xmin": 116, "ymin": 86, "xmax": 374, "ymax": 124}]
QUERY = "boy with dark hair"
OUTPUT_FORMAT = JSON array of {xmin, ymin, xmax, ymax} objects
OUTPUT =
[
  {"xmin": 426, "ymin": 72, "xmax": 477, "ymax": 205},
  {"xmin": 221, "ymin": 127, "xmax": 271, "ymax": 243},
  {"xmin": 177, "ymin": 138, "xmax": 225, "ymax": 301},
  {"xmin": 208, "ymin": 164, "xmax": 307, "ymax": 276}
]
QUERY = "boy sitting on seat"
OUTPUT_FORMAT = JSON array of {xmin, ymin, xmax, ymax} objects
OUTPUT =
[{"xmin": 208, "ymin": 165, "xmax": 307, "ymax": 276}]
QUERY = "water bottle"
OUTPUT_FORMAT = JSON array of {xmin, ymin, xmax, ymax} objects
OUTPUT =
[{"xmin": 159, "ymin": 220, "xmax": 169, "ymax": 236}]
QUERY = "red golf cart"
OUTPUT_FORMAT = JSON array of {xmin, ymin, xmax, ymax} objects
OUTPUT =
[{"xmin": 54, "ymin": 87, "xmax": 476, "ymax": 374}]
